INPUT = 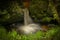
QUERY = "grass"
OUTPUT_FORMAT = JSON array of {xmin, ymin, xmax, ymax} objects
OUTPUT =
[{"xmin": 0, "ymin": 26, "xmax": 60, "ymax": 40}]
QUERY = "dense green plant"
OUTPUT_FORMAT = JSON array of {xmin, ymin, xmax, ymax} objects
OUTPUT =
[{"xmin": 0, "ymin": 26, "xmax": 60, "ymax": 40}]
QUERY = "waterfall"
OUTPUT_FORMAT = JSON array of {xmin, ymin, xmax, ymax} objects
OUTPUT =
[
  {"xmin": 17, "ymin": 8, "xmax": 41, "ymax": 35},
  {"xmin": 23, "ymin": 8, "xmax": 33, "ymax": 25}
]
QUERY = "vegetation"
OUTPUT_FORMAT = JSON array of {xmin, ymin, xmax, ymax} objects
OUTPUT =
[
  {"xmin": 0, "ymin": 0, "xmax": 60, "ymax": 40},
  {"xmin": 0, "ymin": 26, "xmax": 60, "ymax": 40}
]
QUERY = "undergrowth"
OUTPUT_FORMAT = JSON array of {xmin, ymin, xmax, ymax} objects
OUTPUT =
[{"xmin": 0, "ymin": 26, "xmax": 60, "ymax": 40}]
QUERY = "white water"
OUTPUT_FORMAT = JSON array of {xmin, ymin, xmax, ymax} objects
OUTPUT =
[
  {"xmin": 17, "ymin": 24, "xmax": 42, "ymax": 34},
  {"xmin": 23, "ymin": 8, "xmax": 33, "ymax": 25},
  {"xmin": 17, "ymin": 8, "xmax": 41, "ymax": 35}
]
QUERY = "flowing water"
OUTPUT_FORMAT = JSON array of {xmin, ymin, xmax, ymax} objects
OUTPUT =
[
  {"xmin": 17, "ymin": 8, "xmax": 41, "ymax": 35},
  {"xmin": 23, "ymin": 8, "xmax": 33, "ymax": 25}
]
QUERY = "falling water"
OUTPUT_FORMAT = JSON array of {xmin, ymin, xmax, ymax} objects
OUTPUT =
[
  {"xmin": 23, "ymin": 8, "xmax": 33, "ymax": 25},
  {"xmin": 17, "ymin": 8, "xmax": 42, "ymax": 35}
]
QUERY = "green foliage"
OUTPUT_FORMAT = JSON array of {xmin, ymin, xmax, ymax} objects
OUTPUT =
[
  {"xmin": 0, "ymin": 26, "xmax": 60, "ymax": 40},
  {"xmin": 0, "ymin": 0, "xmax": 60, "ymax": 40},
  {"xmin": 0, "ymin": 9, "xmax": 23, "ymax": 24},
  {"xmin": 0, "ymin": 0, "xmax": 59, "ymax": 25},
  {"xmin": 45, "ymin": 27, "xmax": 60, "ymax": 40},
  {"xmin": 42, "ymin": 17, "xmax": 52, "ymax": 22},
  {"xmin": 29, "ymin": 0, "xmax": 58, "ymax": 23},
  {"xmin": 0, "ymin": 1, "xmax": 24, "ymax": 24}
]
